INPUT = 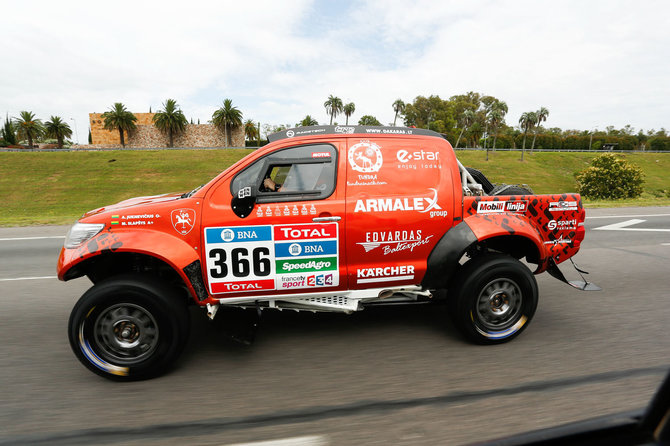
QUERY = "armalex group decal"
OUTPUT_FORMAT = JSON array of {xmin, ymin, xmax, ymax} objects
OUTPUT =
[
  {"xmin": 204, "ymin": 223, "xmax": 339, "ymax": 294},
  {"xmin": 353, "ymin": 188, "xmax": 448, "ymax": 218}
]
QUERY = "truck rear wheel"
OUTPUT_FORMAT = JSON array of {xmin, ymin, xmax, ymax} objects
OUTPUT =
[
  {"xmin": 449, "ymin": 254, "xmax": 538, "ymax": 344},
  {"xmin": 68, "ymin": 275, "xmax": 190, "ymax": 381}
]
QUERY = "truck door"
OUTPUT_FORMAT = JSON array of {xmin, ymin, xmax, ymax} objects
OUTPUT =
[
  {"xmin": 344, "ymin": 137, "xmax": 452, "ymax": 289},
  {"xmin": 201, "ymin": 142, "xmax": 347, "ymax": 298}
]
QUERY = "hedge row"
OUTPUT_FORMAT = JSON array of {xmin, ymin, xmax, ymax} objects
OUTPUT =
[{"xmin": 479, "ymin": 134, "xmax": 670, "ymax": 151}]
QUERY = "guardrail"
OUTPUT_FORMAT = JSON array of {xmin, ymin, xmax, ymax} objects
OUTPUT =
[
  {"xmin": 453, "ymin": 147, "xmax": 669, "ymax": 153},
  {"xmin": 1, "ymin": 146, "xmax": 668, "ymax": 154}
]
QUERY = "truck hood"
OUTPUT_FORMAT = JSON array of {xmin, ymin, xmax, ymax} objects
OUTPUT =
[{"xmin": 82, "ymin": 193, "xmax": 185, "ymax": 218}]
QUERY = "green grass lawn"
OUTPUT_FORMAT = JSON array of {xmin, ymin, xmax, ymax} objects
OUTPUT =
[{"xmin": 1, "ymin": 149, "xmax": 668, "ymax": 226}]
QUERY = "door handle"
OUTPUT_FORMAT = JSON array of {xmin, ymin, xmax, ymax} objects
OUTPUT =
[{"xmin": 312, "ymin": 216, "xmax": 341, "ymax": 222}]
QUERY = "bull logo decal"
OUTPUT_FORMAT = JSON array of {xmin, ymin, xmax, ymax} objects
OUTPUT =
[{"xmin": 171, "ymin": 208, "xmax": 196, "ymax": 235}]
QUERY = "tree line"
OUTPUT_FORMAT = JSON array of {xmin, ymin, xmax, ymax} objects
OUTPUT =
[
  {"xmin": 1, "ymin": 98, "xmax": 251, "ymax": 149},
  {"xmin": 3, "ymin": 92, "xmax": 668, "ymax": 150}
]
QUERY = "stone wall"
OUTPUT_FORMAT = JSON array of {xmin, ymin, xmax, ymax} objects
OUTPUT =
[
  {"xmin": 128, "ymin": 124, "xmax": 244, "ymax": 148},
  {"xmin": 90, "ymin": 112, "xmax": 155, "ymax": 145},
  {"xmin": 89, "ymin": 112, "xmax": 244, "ymax": 148}
]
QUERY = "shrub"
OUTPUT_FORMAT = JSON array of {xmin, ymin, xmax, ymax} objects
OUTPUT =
[
  {"xmin": 648, "ymin": 137, "xmax": 670, "ymax": 151},
  {"xmin": 576, "ymin": 153, "xmax": 644, "ymax": 199}
]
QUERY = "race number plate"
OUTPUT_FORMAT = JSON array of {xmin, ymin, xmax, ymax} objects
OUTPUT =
[{"xmin": 204, "ymin": 223, "xmax": 339, "ymax": 294}]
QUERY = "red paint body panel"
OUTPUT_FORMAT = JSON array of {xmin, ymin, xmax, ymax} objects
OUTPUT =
[{"xmin": 57, "ymin": 129, "xmax": 586, "ymax": 306}]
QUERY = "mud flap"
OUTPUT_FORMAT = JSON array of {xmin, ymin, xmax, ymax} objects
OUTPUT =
[
  {"xmin": 213, "ymin": 303, "xmax": 262, "ymax": 345},
  {"xmin": 547, "ymin": 258, "xmax": 602, "ymax": 291}
]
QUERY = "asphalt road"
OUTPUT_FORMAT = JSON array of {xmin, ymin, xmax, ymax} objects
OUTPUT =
[{"xmin": 1, "ymin": 207, "xmax": 669, "ymax": 445}]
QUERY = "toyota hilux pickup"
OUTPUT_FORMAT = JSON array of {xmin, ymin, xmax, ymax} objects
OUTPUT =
[{"xmin": 58, "ymin": 125, "xmax": 599, "ymax": 380}]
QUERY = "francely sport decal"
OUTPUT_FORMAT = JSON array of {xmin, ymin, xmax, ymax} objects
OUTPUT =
[{"xmin": 204, "ymin": 223, "xmax": 339, "ymax": 294}]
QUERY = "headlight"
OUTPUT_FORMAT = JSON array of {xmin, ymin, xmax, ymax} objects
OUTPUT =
[{"xmin": 64, "ymin": 223, "xmax": 105, "ymax": 249}]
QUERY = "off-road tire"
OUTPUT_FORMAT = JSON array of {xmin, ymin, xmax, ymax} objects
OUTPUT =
[
  {"xmin": 68, "ymin": 275, "xmax": 190, "ymax": 381},
  {"xmin": 448, "ymin": 254, "xmax": 538, "ymax": 344}
]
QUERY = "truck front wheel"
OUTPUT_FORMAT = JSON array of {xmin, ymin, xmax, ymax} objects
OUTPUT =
[
  {"xmin": 68, "ymin": 275, "xmax": 190, "ymax": 381},
  {"xmin": 449, "ymin": 254, "xmax": 538, "ymax": 344}
]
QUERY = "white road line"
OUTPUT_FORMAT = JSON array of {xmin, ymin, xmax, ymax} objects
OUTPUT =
[
  {"xmin": 587, "ymin": 213, "xmax": 670, "ymax": 219},
  {"xmin": 0, "ymin": 276, "xmax": 58, "ymax": 282},
  {"xmin": 594, "ymin": 219, "xmax": 670, "ymax": 232},
  {"xmin": 662, "ymin": 243, "xmax": 670, "ymax": 246},
  {"xmin": 226, "ymin": 436, "xmax": 328, "ymax": 446},
  {"xmin": 0, "ymin": 236, "xmax": 65, "ymax": 241}
]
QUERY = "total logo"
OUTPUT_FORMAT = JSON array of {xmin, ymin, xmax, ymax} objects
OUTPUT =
[
  {"xmin": 547, "ymin": 219, "xmax": 577, "ymax": 230},
  {"xmin": 354, "ymin": 188, "xmax": 447, "ymax": 218},
  {"xmin": 274, "ymin": 223, "xmax": 337, "ymax": 240},
  {"xmin": 476, "ymin": 200, "xmax": 527, "ymax": 214},
  {"xmin": 348, "ymin": 142, "xmax": 383, "ymax": 173}
]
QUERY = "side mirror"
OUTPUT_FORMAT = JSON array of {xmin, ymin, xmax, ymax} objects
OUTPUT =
[{"xmin": 231, "ymin": 186, "xmax": 256, "ymax": 218}]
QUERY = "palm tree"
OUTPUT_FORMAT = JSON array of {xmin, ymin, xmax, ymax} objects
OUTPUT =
[
  {"xmin": 44, "ymin": 116, "xmax": 72, "ymax": 149},
  {"xmin": 13, "ymin": 111, "xmax": 44, "ymax": 148},
  {"xmin": 530, "ymin": 106, "xmax": 549, "ymax": 153},
  {"xmin": 152, "ymin": 99, "xmax": 188, "ymax": 148},
  {"xmin": 392, "ymin": 99, "xmax": 405, "ymax": 126},
  {"xmin": 519, "ymin": 111, "xmax": 537, "ymax": 161},
  {"xmin": 485, "ymin": 110, "xmax": 504, "ymax": 161},
  {"xmin": 101, "ymin": 103, "xmax": 137, "ymax": 147},
  {"xmin": 298, "ymin": 115, "xmax": 318, "ymax": 127},
  {"xmin": 489, "ymin": 101, "xmax": 508, "ymax": 152},
  {"xmin": 212, "ymin": 99, "xmax": 243, "ymax": 147},
  {"xmin": 244, "ymin": 119, "xmax": 258, "ymax": 141},
  {"xmin": 454, "ymin": 109, "xmax": 475, "ymax": 148},
  {"xmin": 343, "ymin": 102, "xmax": 355, "ymax": 125},
  {"xmin": 324, "ymin": 95, "xmax": 343, "ymax": 125}
]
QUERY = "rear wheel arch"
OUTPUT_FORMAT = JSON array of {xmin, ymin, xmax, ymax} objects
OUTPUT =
[
  {"xmin": 423, "ymin": 223, "xmax": 543, "ymax": 290},
  {"xmin": 475, "ymin": 234, "xmax": 542, "ymax": 265}
]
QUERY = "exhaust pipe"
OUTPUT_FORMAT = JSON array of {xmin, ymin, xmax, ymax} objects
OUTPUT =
[{"xmin": 378, "ymin": 289, "xmax": 395, "ymax": 299}]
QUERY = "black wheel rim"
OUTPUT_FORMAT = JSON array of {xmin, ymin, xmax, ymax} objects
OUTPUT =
[
  {"xmin": 93, "ymin": 303, "xmax": 159, "ymax": 365},
  {"xmin": 474, "ymin": 278, "xmax": 523, "ymax": 332}
]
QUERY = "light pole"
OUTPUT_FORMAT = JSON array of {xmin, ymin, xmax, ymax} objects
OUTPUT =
[{"xmin": 70, "ymin": 118, "xmax": 79, "ymax": 144}]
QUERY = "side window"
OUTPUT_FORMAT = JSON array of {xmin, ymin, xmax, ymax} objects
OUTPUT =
[{"xmin": 231, "ymin": 144, "xmax": 337, "ymax": 203}]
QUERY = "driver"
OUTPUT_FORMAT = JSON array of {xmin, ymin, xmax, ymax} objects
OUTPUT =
[{"xmin": 263, "ymin": 177, "xmax": 282, "ymax": 192}]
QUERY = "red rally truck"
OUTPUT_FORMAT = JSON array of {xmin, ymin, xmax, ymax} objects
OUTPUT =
[{"xmin": 58, "ymin": 125, "xmax": 599, "ymax": 380}]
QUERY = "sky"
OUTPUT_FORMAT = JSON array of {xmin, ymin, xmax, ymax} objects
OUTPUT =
[{"xmin": 1, "ymin": 0, "xmax": 668, "ymax": 143}]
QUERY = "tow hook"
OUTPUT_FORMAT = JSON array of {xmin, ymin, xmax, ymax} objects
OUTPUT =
[{"xmin": 547, "ymin": 258, "xmax": 602, "ymax": 291}]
